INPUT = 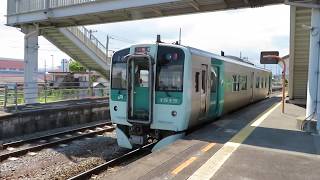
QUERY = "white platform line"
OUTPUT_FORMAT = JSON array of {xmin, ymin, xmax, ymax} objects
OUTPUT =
[{"xmin": 188, "ymin": 102, "xmax": 281, "ymax": 180}]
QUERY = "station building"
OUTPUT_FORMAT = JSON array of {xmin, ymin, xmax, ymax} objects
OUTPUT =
[
  {"xmin": 289, "ymin": 7, "xmax": 311, "ymax": 103},
  {"xmin": 0, "ymin": 57, "xmax": 43, "ymax": 84}
]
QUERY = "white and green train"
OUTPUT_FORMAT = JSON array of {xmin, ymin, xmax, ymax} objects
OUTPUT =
[{"xmin": 110, "ymin": 43, "xmax": 271, "ymax": 151}]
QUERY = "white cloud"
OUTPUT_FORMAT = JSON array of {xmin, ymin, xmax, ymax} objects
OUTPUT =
[{"xmin": 90, "ymin": 5, "xmax": 290, "ymax": 66}]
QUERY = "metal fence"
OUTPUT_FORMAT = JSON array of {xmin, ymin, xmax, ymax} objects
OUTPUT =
[
  {"xmin": 7, "ymin": 0, "xmax": 100, "ymax": 15},
  {"xmin": 0, "ymin": 81, "xmax": 109, "ymax": 111}
]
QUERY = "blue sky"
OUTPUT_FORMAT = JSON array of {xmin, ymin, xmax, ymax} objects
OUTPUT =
[{"xmin": 0, "ymin": 2, "xmax": 290, "ymax": 74}]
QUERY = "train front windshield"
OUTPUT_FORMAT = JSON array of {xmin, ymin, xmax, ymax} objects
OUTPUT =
[
  {"xmin": 111, "ymin": 48, "xmax": 130, "ymax": 89},
  {"xmin": 111, "ymin": 46, "xmax": 185, "ymax": 92},
  {"xmin": 156, "ymin": 46, "xmax": 185, "ymax": 92}
]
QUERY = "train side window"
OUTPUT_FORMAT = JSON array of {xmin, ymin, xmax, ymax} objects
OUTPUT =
[
  {"xmin": 195, "ymin": 72, "xmax": 200, "ymax": 92},
  {"xmin": 256, "ymin": 77, "xmax": 260, "ymax": 88},
  {"xmin": 232, "ymin": 75, "xmax": 239, "ymax": 92},
  {"xmin": 250, "ymin": 73, "xmax": 253, "ymax": 89},
  {"xmin": 202, "ymin": 70, "xmax": 206, "ymax": 93},
  {"xmin": 265, "ymin": 77, "xmax": 267, "ymax": 88},
  {"xmin": 240, "ymin": 75, "xmax": 247, "ymax": 90}
]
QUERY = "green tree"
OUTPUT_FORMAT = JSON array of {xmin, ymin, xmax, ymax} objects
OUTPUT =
[{"xmin": 69, "ymin": 59, "xmax": 86, "ymax": 72}]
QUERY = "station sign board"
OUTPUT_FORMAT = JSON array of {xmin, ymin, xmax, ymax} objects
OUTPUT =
[{"xmin": 260, "ymin": 51, "xmax": 280, "ymax": 64}]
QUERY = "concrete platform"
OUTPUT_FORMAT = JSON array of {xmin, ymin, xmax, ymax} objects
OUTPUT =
[
  {"xmin": 0, "ymin": 98, "xmax": 109, "ymax": 139},
  {"xmin": 107, "ymin": 96, "xmax": 320, "ymax": 180}
]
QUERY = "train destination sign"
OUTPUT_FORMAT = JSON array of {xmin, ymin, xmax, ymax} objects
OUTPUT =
[
  {"xmin": 260, "ymin": 51, "xmax": 280, "ymax": 64},
  {"xmin": 135, "ymin": 47, "xmax": 150, "ymax": 54}
]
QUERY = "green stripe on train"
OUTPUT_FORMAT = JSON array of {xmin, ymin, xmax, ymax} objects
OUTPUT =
[
  {"xmin": 111, "ymin": 89, "xmax": 127, "ymax": 101},
  {"xmin": 155, "ymin": 91, "xmax": 183, "ymax": 105},
  {"xmin": 111, "ymin": 89, "xmax": 182, "ymax": 105}
]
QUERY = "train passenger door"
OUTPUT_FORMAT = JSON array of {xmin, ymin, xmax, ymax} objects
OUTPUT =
[
  {"xmin": 200, "ymin": 64, "xmax": 208, "ymax": 116},
  {"xmin": 127, "ymin": 55, "xmax": 154, "ymax": 124},
  {"xmin": 209, "ymin": 66, "xmax": 219, "ymax": 116}
]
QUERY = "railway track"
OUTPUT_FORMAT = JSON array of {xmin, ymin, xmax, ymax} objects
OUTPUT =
[
  {"xmin": 68, "ymin": 142, "xmax": 156, "ymax": 180},
  {"xmin": 0, "ymin": 122, "xmax": 115, "ymax": 162}
]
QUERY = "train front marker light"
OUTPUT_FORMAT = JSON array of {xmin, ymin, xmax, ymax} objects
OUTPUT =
[
  {"xmin": 114, "ymin": 106, "xmax": 118, "ymax": 111},
  {"xmin": 171, "ymin": 111, "xmax": 177, "ymax": 117}
]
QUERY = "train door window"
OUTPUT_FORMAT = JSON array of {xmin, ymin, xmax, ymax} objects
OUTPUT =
[
  {"xmin": 232, "ymin": 75, "xmax": 239, "ymax": 92},
  {"xmin": 195, "ymin": 72, "xmax": 200, "ymax": 92},
  {"xmin": 261, "ymin": 77, "xmax": 264, "ymax": 88},
  {"xmin": 139, "ymin": 70, "xmax": 149, "ymax": 87},
  {"xmin": 202, "ymin": 70, "xmax": 207, "ymax": 93},
  {"xmin": 211, "ymin": 67, "xmax": 217, "ymax": 93},
  {"xmin": 256, "ymin": 77, "xmax": 260, "ymax": 88}
]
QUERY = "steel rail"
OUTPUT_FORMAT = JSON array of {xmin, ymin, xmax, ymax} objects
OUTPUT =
[
  {"xmin": 1, "ymin": 122, "xmax": 112, "ymax": 149},
  {"xmin": 0, "ymin": 126, "xmax": 115, "ymax": 162},
  {"xmin": 68, "ymin": 142, "xmax": 156, "ymax": 180}
]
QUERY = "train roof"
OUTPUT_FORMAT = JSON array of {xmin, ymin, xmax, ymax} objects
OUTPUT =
[
  {"xmin": 186, "ymin": 46, "xmax": 271, "ymax": 72},
  {"xmin": 115, "ymin": 43, "xmax": 271, "ymax": 73}
]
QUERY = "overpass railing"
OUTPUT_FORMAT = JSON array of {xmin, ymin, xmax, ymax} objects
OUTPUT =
[
  {"xmin": 7, "ymin": 0, "xmax": 99, "ymax": 15},
  {"xmin": 0, "ymin": 81, "xmax": 109, "ymax": 111},
  {"xmin": 7, "ymin": 1, "xmax": 108, "ymax": 63},
  {"xmin": 66, "ymin": 26, "xmax": 108, "ymax": 63}
]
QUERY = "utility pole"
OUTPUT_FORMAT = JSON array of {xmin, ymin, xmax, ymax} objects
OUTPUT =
[
  {"xmin": 51, "ymin": 55, "xmax": 54, "ymax": 72},
  {"xmin": 106, "ymin": 35, "xmax": 110, "ymax": 62},
  {"xmin": 89, "ymin": 29, "xmax": 98, "ymax": 40},
  {"xmin": 44, "ymin": 59, "xmax": 47, "ymax": 82},
  {"xmin": 179, "ymin": 28, "xmax": 182, "ymax": 45}
]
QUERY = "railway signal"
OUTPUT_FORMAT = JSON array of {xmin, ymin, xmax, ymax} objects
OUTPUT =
[{"xmin": 260, "ymin": 51, "xmax": 286, "ymax": 113}]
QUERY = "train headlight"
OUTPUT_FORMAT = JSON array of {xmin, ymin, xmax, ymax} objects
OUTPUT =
[
  {"xmin": 114, "ymin": 106, "xmax": 118, "ymax": 111},
  {"xmin": 171, "ymin": 111, "xmax": 177, "ymax": 117}
]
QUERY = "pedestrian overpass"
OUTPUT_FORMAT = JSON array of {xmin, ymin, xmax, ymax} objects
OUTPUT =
[
  {"xmin": 7, "ymin": 0, "xmax": 284, "ymax": 27},
  {"xmin": 5, "ymin": 0, "xmax": 320, "ymax": 132}
]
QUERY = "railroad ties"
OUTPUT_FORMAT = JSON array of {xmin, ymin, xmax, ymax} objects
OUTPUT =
[
  {"xmin": 68, "ymin": 143, "xmax": 156, "ymax": 180},
  {"xmin": 0, "ymin": 122, "xmax": 115, "ymax": 162}
]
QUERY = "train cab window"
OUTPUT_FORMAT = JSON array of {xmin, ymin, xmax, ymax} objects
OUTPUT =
[
  {"xmin": 111, "ymin": 48, "xmax": 130, "ymax": 89},
  {"xmin": 195, "ymin": 72, "xmax": 200, "ymax": 92},
  {"xmin": 210, "ymin": 67, "xmax": 218, "ymax": 93},
  {"xmin": 232, "ymin": 75, "xmax": 240, "ymax": 92},
  {"xmin": 156, "ymin": 46, "xmax": 185, "ymax": 91}
]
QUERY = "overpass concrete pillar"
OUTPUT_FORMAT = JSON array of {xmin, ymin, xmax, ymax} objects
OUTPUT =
[
  {"xmin": 315, "ymin": 8, "xmax": 320, "ymax": 133},
  {"xmin": 22, "ymin": 25, "xmax": 39, "ymax": 104},
  {"xmin": 306, "ymin": 8, "xmax": 320, "ymax": 132}
]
